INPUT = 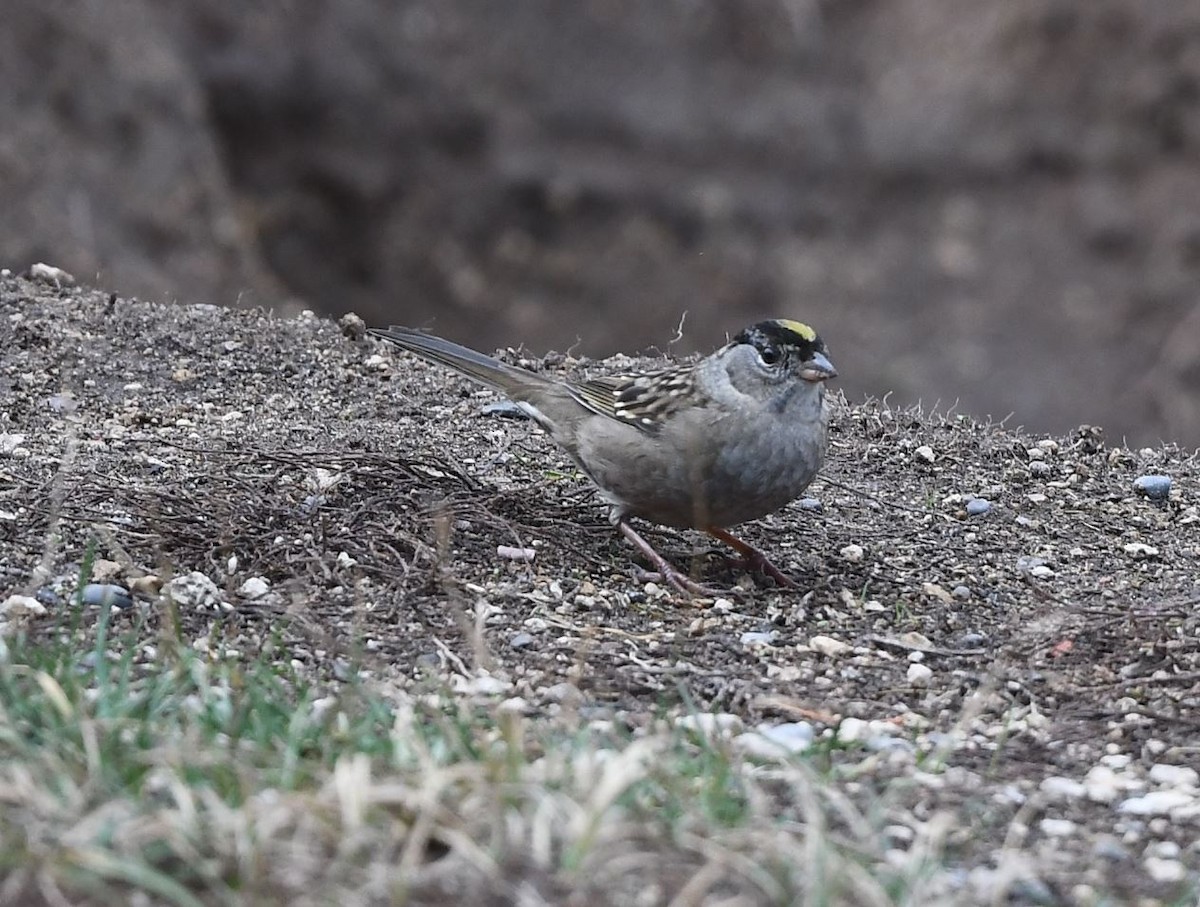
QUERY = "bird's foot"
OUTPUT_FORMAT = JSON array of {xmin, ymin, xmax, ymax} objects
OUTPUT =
[
  {"xmin": 630, "ymin": 566, "xmax": 730, "ymax": 599},
  {"xmin": 706, "ymin": 527, "xmax": 798, "ymax": 589}
]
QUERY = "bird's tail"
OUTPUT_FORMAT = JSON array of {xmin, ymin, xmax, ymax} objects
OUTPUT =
[{"xmin": 369, "ymin": 326, "xmax": 555, "ymax": 395}]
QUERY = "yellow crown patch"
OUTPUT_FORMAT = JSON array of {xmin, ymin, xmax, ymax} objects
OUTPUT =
[{"xmin": 772, "ymin": 319, "xmax": 817, "ymax": 342}]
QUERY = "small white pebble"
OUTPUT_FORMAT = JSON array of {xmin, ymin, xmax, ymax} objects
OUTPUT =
[
  {"xmin": 452, "ymin": 673, "xmax": 511, "ymax": 696},
  {"xmin": 1143, "ymin": 857, "xmax": 1186, "ymax": 883},
  {"xmin": 740, "ymin": 631, "xmax": 776, "ymax": 647},
  {"xmin": 906, "ymin": 663, "xmax": 933, "ymax": 686},
  {"xmin": 29, "ymin": 262, "xmax": 76, "ymax": 285},
  {"xmin": 809, "ymin": 635, "xmax": 852, "ymax": 657},
  {"xmin": 914, "ymin": 445, "xmax": 936, "ymax": 463},
  {"xmin": 837, "ymin": 717, "xmax": 868, "ymax": 742},
  {"xmin": 0, "ymin": 594, "xmax": 45, "ymax": 617},
  {"xmin": 736, "ymin": 722, "xmax": 815, "ymax": 758},
  {"xmin": 1039, "ymin": 818, "xmax": 1076, "ymax": 837},
  {"xmin": 1145, "ymin": 840, "xmax": 1181, "ymax": 859},
  {"xmin": 497, "ymin": 545, "xmax": 537, "ymax": 562},
  {"xmin": 1040, "ymin": 776, "xmax": 1087, "ymax": 800},
  {"xmin": 0, "ymin": 434, "xmax": 27, "ymax": 456},
  {"xmin": 839, "ymin": 544, "xmax": 865, "ymax": 563},
  {"xmin": 1123, "ymin": 542, "xmax": 1159, "ymax": 558},
  {"xmin": 676, "ymin": 713, "xmax": 744, "ymax": 737},
  {"xmin": 1148, "ymin": 764, "xmax": 1199, "ymax": 788},
  {"xmin": 238, "ymin": 576, "xmax": 270, "ymax": 599},
  {"xmin": 1117, "ymin": 790, "xmax": 1195, "ymax": 816}
]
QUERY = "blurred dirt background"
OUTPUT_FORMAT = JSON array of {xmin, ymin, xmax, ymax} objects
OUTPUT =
[{"xmin": 3, "ymin": 0, "xmax": 1200, "ymax": 446}]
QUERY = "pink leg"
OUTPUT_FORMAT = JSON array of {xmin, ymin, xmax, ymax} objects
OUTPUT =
[
  {"xmin": 706, "ymin": 526, "xmax": 797, "ymax": 589},
  {"xmin": 618, "ymin": 521, "xmax": 724, "ymax": 598}
]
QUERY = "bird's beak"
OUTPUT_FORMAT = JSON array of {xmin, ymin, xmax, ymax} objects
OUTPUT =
[{"xmin": 799, "ymin": 351, "xmax": 837, "ymax": 382}]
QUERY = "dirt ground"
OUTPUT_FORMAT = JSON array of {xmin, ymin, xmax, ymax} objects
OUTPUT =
[{"xmin": 1, "ymin": 271, "xmax": 1198, "ymax": 903}]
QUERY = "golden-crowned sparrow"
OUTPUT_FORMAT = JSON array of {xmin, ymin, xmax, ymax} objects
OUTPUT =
[{"xmin": 369, "ymin": 320, "xmax": 836, "ymax": 594}]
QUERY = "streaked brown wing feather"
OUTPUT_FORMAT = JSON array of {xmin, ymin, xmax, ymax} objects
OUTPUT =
[{"xmin": 568, "ymin": 368, "xmax": 704, "ymax": 432}]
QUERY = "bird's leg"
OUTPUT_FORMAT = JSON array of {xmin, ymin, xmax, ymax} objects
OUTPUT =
[
  {"xmin": 706, "ymin": 526, "xmax": 797, "ymax": 588},
  {"xmin": 618, "ymin": 521, "xmax": 724, "ymax": 598}
]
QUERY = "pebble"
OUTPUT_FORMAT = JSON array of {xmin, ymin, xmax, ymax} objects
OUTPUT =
[
  {"xmin": 542, "ymin": 682, "xmax": 581, "ymax": 704},
  {"xmin": 837, "ymin": 717, "xmax": 870, "ymax": 742},
  {"xmin": 921, "ymin": 582, "xmax": 953, "ymax": 603},
  {"xmin": 498, "ymin": 697, "xmax": 529, "ymax": 714},
  {"xmin": 914, "ymin": 445, "xmax": 936, "ymax": 463},
  {"xmin": 796, "ymin": 497, "xmax": 823, "ymax": 512},
  {"xmin": 1145, "ymin": 840, "xmax": 1180, "ymax": 859},
  {"xmin": 737, "ymin": 722, "xmax": 815, "ymax": 758},
  {"xmin": 839, "ymin": 544, "xmax": 865, "ymax": 563},
  {"xmin": 452, "ymin": 673, "xmax": 511, "ymax": 696},
  {"xmin": 1007, "ymin": 877, "xmax": 1056, "ymax": 906},
  {"xmin": 1041, "ymin": 776, "xmax": 1087, "ymax": 799},
  {"xmin": 1039, "ymin": 818, "xmax": 1076, "ymax": 837},
  {"xmin": 1092, "ymin": 837, "xmax": 1130, "ymax": 862},
  {"xmin": 1143, "ymin": 857, "xmax": 1186, "ymax": 883},
  {"xmin": 508, "ymin": 632, "xmax": 535, "ymax": 649},
  {"xmin": 965, "ymin": 498, "xmax": 991, "ymax": 516},
  {"xmin": 238, "ymin": 577, "xmax": 270, "ymax": 600},
  {"xmin": 1148, "ymin": 764, "xmax": 1199, "ymax": 787},
  {"xmin": 808, "ymin": 635, "xmax": 852, "ymax": 657},
  {"xmin": 952, "ymin": 585, "xmax": 972, "ymax": 601},
  {"xmin": 867, "ymin": 735, "xmax": 916, "ymax": 754},
  {"xmin": 676, "ymin": 713, "xmax": 744, "ymax": 737},
  {"xmin": 481, "ymin": 400, "xmax": 528, "ymax": 418},
  {"xmin": 90, "ymin": 559, "xmax": 123, "ymax": 582},
  {"xmin": 837, "ymin": 717, "xmax": 903, "ymax": 751},
  {"xmin": 161, "ymin": 571, "xmax": 232, "ymax": 612},
  {"xmin": 497, "ymin": 545, "xmax": 537, "ymax": 561},
  {"xmin": 740, "ymin": 630, "xmax": 777, "ymax": 647},
  {"xmin": 80, "ymin": 583, "xmax": 133, "ymax": 609},
  {"xmin": 1122, "ymin": 542, "xmax": 1159, "ymax": 559},
  {"xmin": 1133, "ymin": 475, "xmax": 1171, "ymax": 501},
  {"xmin": 29, "ymin": 262, "xmax": 76, "ymax": 285},
  {"xmin": 1117, "ymin": 789, "xmax": 1195, "ymax": 816},
  {"xmin": 0, "ymin": 594, "xmax": 46, "ymax": 617},
  {"xmin": 129, "ymin": 575, "xmax": 162, "ymax": 597},
  {"xmin": 1016, "ymin": 555, "xmax": 1047, "ymax": 574},
  {"xmin": 1082, "ymin": 765, "xmax": 1128, "ymax": 803},
  {"xmin": 0, "ymin": 433, "xmax": 27, "ymax": 456},
  {"xmin": 906, "ymin": 663, "xmax": 933, "ymax": 686},
  {"xmin": 337, "ymin": 311, "xmax": 366, "ymax": 340}
]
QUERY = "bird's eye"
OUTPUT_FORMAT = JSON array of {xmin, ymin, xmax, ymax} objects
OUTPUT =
[{"xmin": 758, "ymin": 346, "xmax": 781, "ymax": 366}]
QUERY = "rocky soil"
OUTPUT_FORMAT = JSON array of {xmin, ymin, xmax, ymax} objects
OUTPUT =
[{"xmin": 1, "ymin": 271, "xmax": 1198, "ymax": 903}]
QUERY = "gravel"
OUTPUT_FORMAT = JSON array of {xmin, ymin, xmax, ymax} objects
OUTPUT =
[{"xmin": 2, "ymin": 274, "xmax": 1199, "ymax": 902}]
